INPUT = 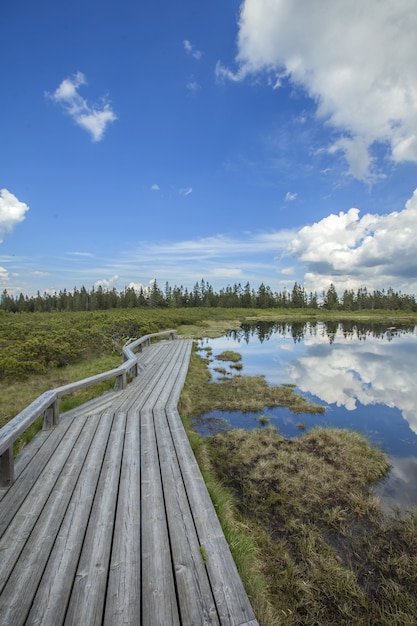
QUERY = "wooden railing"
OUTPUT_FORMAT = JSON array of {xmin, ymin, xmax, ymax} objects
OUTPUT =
[{"xmin": 0, "ymin": 330, "xmax": 175, "ymax": 488}]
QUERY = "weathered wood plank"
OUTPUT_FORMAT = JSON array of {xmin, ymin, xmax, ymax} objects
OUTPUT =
[
  {"xmin": 153, "ymin": 405, "xmax": 220, "ymax": 625},
  {"xmin": 141, "ymin": 407, "xmax": 180, "ymax": 626},
  {"xmin": 25, "ymin": 411, "xmax": 116, "ymax": 626},
  {"xmin": 0, "ymin": 409, "xmax": 78, "ymax": 538},
  {"xmin": 0, "ymin": 413, "xmax": 102, "ymax": 625},
  {"xmin": 103, "ymin": 409, "xmax": 141, "ymax": 626},
  {"xmin": 0, "ymin": 413, "xmax": 91, "ymax": 595},
  {"xmin": 166, "ymin": 406, "xmax": 258, "ymax": 626},
  {"xmin": 64, "ymin": 411, "xmax": 127, "ymax": 626}
]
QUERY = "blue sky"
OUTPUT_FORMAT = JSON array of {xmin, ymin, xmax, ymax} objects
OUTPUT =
[{"xmin": 1, "ymin": 0, "xmax": 417, "ymax": 298}]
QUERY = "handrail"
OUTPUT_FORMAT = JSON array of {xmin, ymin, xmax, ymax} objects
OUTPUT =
[{"xmin": 0, "ymin": 329, "xmax": 176, "ymax": 487}]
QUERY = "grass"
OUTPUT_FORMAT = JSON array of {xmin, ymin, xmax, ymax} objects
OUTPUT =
[
  {"xmin": 179, "ymin": 343, "xmax": 417, "ymax": 626},
  {"xmin": 0, "ymin": 352, "xmax": 121, "ymax": 430},
  {"xmin": 180, "ymin": 348, "xmax": 325, "ymax": 416},
  {"xmin": 215, "ymin": 350, "xmax": 242, "ymax": 362},
  {"xmin": 205, "ymin": 427, "xmax": 417, "ymax": 625},
  {"xmin": 2, "ymin": 352, "xmax": 121, "ymax": 454}
]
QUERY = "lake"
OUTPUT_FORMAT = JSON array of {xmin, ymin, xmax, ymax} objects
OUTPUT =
[{"xmin": 194, "ymin": 320, "xmax": 417, "ymax": 513}]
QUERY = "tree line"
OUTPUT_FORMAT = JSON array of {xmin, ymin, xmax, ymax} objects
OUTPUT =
[{"xmin": 1, "ymin": 280, "xmax": 416, "ymax": 313}]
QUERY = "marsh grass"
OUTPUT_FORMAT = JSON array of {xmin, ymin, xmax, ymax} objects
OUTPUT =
[
  {"xmin": 179, "ymin": 343, "xmax": 417, "ymax": 625},
  {"xmin": 215, "ymin": 350, "xmax": 242, "ymax": 363},
  {"xmin": 180, "ymin": 349, "xmax": 325, "ymax": 416},
  {"xmin": 205, "ymin": 427, "xmax": 417, "ymax": 624}
]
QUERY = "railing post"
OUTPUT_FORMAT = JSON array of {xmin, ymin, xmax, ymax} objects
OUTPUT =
[
  {"xmin": 43, "ymin": 399, "xmax": 59, "ymax": 430},
  {"xmin": 115, "ymin": 371, "xmax": 127, "ymax": 390},
  {"xmin": 169, "ymin": 331, "xmax": 175, "ymax": 340},
  {"xmin": 0, "ymin": 446, "xmax": 14, "ymax": 488}
]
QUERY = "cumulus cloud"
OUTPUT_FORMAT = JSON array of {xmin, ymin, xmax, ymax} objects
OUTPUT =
[
  {"xmin": 94, "ymin": 274, "xmax": 119, "ymax": 289},
  {"xmin": 183, "ymin": 39, "xmax": 202, "ymax": 60},
  {"xmin": 179, "ymin": 187, "xmax": 193, "ymax": 196},
  {"xmin": 0, "ymin": 189, "xmax": 29, "ymax": 242},
  {"xmin": 47, "ymin": 71, "xmax": 117, "ymax": 141},
  {"xmin": 0, "ymin": 266, "xmax": 9, "ymax": 280},
  {"xmin": 226, "ymin": 0, "xmax": 417, "ymax": 180},
  {"xmin": 151, "ymin": 184, "xmax": 160, "ymax": 191},
  {"xmin": 288, "ymin": 188, "xmax": 417, "ymax": 293}
]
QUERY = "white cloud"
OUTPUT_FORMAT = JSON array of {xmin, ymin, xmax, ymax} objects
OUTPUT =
[
  {"xmin": 285, "ymin": 191, "xmax": 297, "ymax": 202},
  {"xmin": 127, "ymin": 281, "xmax": 145, "ymax": 292},
  {"xmin": 179, "ymin": 187, "xmax": 193, "ymax": 196},
  {"xmin": 151, "ymin": 184, "xmax": 160, "ymax": 191},
  {"xmin": 183, "ymin": 39, "xmax": 202, "ymax": 60},
  {"xmin": 47, "ymin": 72, "xmax": 117, "ymax": 142},
  {"xmin": 215, "ymin": 61, "xmax": 245, "ymax": 83},
  {"xmin": 288, "ymin": 188, "xmax": 417, "ymax": 293},
  {"xmin": 94, "ymin": 274, "xmax": 119, "ymax": 289},
  {"xmin": 0, "ymin": 189, "xmax": 29, "ymax": 242},
  {"xmin": 226, "ymin": 0, "xmax": 417, "ymax": 180},
  {"xmin": 186, "ymin": 81, "xmax": 200, "ymax": 95},
  {"xmin": 0, "ymin": 266, "xmax": 9, "ymax": 280}
]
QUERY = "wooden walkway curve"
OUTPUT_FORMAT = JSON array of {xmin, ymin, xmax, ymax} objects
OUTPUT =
[{"xmin": 0, "ymin": 338, "xmax": 258, "ymax": 626}]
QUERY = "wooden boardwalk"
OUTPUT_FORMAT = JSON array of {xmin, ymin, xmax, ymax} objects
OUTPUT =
[{"xmin": 0, "ymin": 339, "xmax": 258, "ymax": 626}]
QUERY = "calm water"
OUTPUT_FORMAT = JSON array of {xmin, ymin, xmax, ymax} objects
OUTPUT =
[{"xmin": 194, "ymin": 321, "xmax": 417, "ymax": 512}]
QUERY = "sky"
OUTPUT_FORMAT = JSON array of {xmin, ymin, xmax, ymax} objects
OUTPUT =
[{"xmin": 1, "ymin": 0, "xmax": 417, "ymax": 298}]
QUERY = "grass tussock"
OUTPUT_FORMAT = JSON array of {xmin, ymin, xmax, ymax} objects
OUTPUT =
[
  {"xmin": 215, "ymin": 350, "xmax": 242, "ymax": 362},
  {"xmin": 179, "ymin": 348, "xmax": 325, "ymax": 416},
  {"xmin": 204, "ymin": 426, "xmax": 417, "ymax": 625},
  {"xmin": 179, "ymin": 342, "xmax": 417, "ymax": 625}
]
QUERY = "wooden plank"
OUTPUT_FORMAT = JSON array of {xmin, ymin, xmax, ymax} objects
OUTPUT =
[
  {"xmin": 141, "ymin": 407, "xmax": 180, "ymax": 626},
  {"xmin": 0, "ymin": 409, "xmax": 78, "ymax": 538},
  {"xmin": 0, "ymin": 413, "xmax": 101, "ymax": 624},
  {"xmin": 153, "ymin": 406, "xmax": 220, "ymax": 626},
  {"xmin": 166, "ymin": 407, "xmax": 258, "ymax": 626},
  {"xmin": 26, "ymin": 411, "xmax": 116, "ymax": 626},
  {"xmin": 0, "ymin": 413, "xmax": 91, "ymax": 595},
  {"xmin": 103, "ymin": 409, "xmax": 141, "ymax": 626},
  {"xmin": 64, "ymin": 411, "xmax": 127, "ymax": 626},
  {"xmin": 159, "ymin": 341, "xmax": 257, "ymax": 624}
]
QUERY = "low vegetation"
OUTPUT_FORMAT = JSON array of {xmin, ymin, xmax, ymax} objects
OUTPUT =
[
  {"xmin": 179, "ymin": 346, "xmax": 417, "ymax": 626},
  {"xmin": 180, "ymin": 347, "xmax": 325, "ymax": 416},
  {"xmin": 2, "ymin": 306, "xmax": 417, "ymax": 623},
  {"xmin": 215, "ymin": 350, "xmax": 242, "ymax": 362}
]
